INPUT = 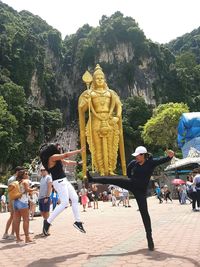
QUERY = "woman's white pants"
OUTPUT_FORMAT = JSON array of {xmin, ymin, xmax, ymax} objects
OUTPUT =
[{"xmin": 47, "ymin": 178, "xmax": 80, "ymax": 224}]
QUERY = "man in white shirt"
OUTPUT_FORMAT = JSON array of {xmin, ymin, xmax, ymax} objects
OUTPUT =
[{"xmin": 38, "ymin": 167, "xmax": 52, "ymax": 220}]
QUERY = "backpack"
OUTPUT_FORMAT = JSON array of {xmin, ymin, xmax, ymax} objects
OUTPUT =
[{"xmin": 8, "ymin": 181, "xmax": 22, "ymax": 200}]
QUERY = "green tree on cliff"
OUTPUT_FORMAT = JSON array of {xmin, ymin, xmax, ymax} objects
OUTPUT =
[{"xmin": 142, "ymin": 102, "xmax": 189, "ymax": 150}]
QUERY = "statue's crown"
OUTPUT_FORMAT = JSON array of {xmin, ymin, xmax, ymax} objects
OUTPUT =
[{"xmin": 93, "ymin": 64, "xmax": 104, "ymax": 77}]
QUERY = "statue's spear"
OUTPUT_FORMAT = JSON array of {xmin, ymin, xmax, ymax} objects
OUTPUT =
[{"xmin": 81, "ymin": 71, "xmax": 94, "ymax": 176}]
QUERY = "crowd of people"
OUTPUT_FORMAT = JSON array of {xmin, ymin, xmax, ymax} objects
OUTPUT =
[
  {"xmin": 154, "ymin": 168, "xmax": 200, "ymax": 212},
  {"xmin": 78, "ymin": 184, "xmax": 131, "ymax": 211}
]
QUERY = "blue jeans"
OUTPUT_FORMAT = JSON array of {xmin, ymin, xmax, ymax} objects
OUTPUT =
[{"xmin": 14, "ymin": 199, "xmax": 28, "ymax": 210}]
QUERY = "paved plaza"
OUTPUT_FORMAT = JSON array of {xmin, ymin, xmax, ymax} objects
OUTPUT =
[{"xmin": 0, "ymin": 197, "xmax": 200, "ymax": 267}]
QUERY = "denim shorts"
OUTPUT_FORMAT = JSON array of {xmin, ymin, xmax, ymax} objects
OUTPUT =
[
  {"xmin": 39, "ymin": 197, "xmax": 51, "ymax": 212},
  {"xmin": 14, "ymin": 199, "xmax": 28, "ymax": 210}
]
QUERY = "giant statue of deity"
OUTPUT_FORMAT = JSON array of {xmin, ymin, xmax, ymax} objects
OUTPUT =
[{"xmin": 78, "ymin": 64, "xmax": 126, "ymax": 177}]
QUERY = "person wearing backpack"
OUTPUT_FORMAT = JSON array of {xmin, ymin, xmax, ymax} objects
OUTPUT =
[
  {"xmin": 2, "ymin": 166, "xmax": 24, "ymax": 240},
  {"xmin": 13, "ymin": 170, "xmax": 37, "ymax": 244}
]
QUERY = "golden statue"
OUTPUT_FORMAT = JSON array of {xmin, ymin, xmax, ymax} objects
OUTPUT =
[{"xmin": 78, "ymin": 64, "xmax": 126, "ymax": 177}]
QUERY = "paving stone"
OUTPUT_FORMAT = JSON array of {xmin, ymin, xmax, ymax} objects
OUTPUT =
[{"xmin": 0, "ymin": 198, "xmax": 200, "ymax": 267}]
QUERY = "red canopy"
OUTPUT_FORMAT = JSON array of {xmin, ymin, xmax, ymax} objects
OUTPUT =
[{"xmin": 171, "ymin": 178, "xmax": 186, "ymax": 185}]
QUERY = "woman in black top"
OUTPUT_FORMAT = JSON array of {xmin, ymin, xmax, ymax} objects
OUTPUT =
[
  {"xmin": 40, "ymin": 143, "xmax": 86, "ymax": 235},
  {"xmin": 87, "ymin": 146, "xmax": 174, "ymax": 251}
]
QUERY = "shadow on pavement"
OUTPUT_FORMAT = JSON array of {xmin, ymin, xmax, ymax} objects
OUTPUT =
[
  {"xmin": 0, "ymin": 240, "xmax": 26, "ymax": 249},
  {"xmin": 0, "ymin": 240, "xmax": 15, "ymax": 244},
  {"xmin": 34, "ymin": 234, "xmax": 48, "ymax": 239},
  {"xmin": 88, "ymin": 248, "xmax": 200, "ymax": 267},
  {"xmin": 0, "ymin": 243, "xmax": 30, "ymax": 249},
  {"xmin": 26, "ymin": 252, "xmax": 86, "ymax": 267}
]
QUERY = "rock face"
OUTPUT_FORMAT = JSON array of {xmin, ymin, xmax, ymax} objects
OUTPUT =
[
  {"xmin": 97, "ymin": 44, "xmax": 157, "ymax": 105},
  {"xmin": 27, "ymin": 42, "xmax": 158, "ymax": 119},
  {"xmin": 98, "ymin": 43, "xmax": 134, "ymax": 63},
  {"xmin": 29, "ymin": 70, "xmax": 45, "ymax": 107},
  {"xmin": 45, "ymin": 42, "xmax": 160, "ymax": 121}
]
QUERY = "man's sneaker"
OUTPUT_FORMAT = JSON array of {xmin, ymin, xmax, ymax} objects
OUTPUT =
[
  {"xmin": 73, "ymin": 221, "xmax": 86, "ymax": 233},
  {"xmin": 2, "ymin": 233, "xmax": 9, "ymax": 239},
  {"xmin": 43, "ymin": 220, "xmax": 51, "ymax": 236}
]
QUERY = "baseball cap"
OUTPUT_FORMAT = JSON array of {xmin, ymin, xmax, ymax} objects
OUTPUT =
[{"xmin": 132, "ymin": 146, "xmax": 147, "ymax": 156}]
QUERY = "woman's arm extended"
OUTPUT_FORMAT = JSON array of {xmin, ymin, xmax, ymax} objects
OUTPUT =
[
  {"xmin": 62, "ymin": 160, "xmax": 83, "ymax": 166},
  {"xmin": 50, "ymin": 147, "xmax": 85, "ymax": 162}
]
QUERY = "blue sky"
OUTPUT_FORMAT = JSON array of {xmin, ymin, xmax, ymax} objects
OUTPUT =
[{"xmin": 2, "ymin": 0, "xmax": 200, "ymax": 43}]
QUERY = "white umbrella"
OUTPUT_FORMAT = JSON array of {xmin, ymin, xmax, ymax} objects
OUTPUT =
[{"xmin": 0, "ymin": 183, "xmax": 8, "ymax": 189}]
